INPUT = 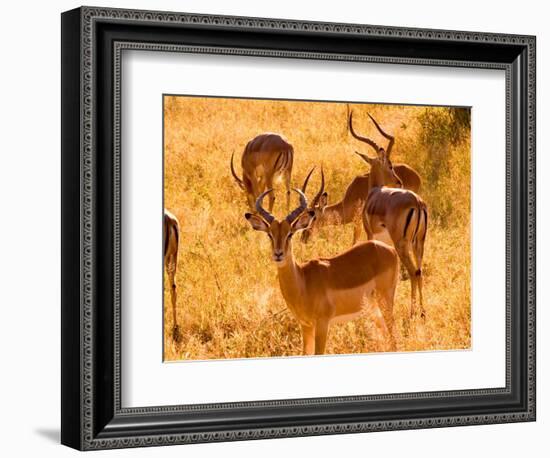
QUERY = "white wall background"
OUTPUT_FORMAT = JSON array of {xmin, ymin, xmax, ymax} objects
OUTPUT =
[{"xmin": 0, "ymin": 0, "xmax": 545, "ymax": 456}]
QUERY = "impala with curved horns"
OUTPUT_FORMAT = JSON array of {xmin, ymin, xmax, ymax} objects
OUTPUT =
[
  {"xmin": 245, "ymin": 189, "xmax": 399, "ymax": 355},
  {"xmin": 300, "ymin": 113, "xmax": 421, "ymax": 245},
  {"xmin": 164, "ymin": 209, "xmax": 180, "ymax": 341},
  {"xmin": 231, "ymin": 133, "xmax": 294, "ymax": 212},
  {"xmin": 349, "ymin": 111, "xmax": 422, "ymax": 192},
  {"xmin": 350, "ymin": 111, "xmax": 428, "ymax": 318}
]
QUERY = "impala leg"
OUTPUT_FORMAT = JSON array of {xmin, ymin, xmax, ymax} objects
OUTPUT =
[
  {"xmin": 167, "ymin": 256, "xmax": 180, "ymax": 342},
  {"xmin": 361, "ymin": 209, "xmax": 374, "ymax": 240},
  {"xmin": 375, "ymin": 264, "xmax": 399, "ymax": 351},
  {"xmin": 265, "ymin": 177, "xmax": 276, "ymax": 212},
  {"xmin": 395, "ymin": 239, "xmax": 418, "ymax": 319},
  {"xmin": 413, "ymin": 210, "xmax": 427, "ymax": 319},
  {"xmin": 285, "ymin": 169, "xmax": 291, "ymax": 212},
  {"xmin": 352, "ymin": 218, "xmax": 362, "ymax": 245},
  {"xmin": 314, "ymin": 318, "xmax": 330, "ymax": 355},
  {"xmin": 301, "ymin": 325, "xmax": 315, "ymax": 356},
  {"xmin": 349, "ymin": 203, "xmax": 363, "ymax": 245},
  {"xmin": 243, "ymin": 177, "xmax": 255, "ymax": 212},
  {"xmin": 379, "ymin": 270, "xmax": 398, "ymax": 351},
  {"xmin": 415, "ymin": 270, "xmax": 425, "ymax": 319},
  {"xmin": 371, "ymin": 307, "xmax": 391, "ymax": 352}
]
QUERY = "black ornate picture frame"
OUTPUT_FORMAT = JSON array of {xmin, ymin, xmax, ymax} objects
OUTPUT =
[{"xmin": 61, "ymin": 6, "xmax": 536, "ymax": 451}]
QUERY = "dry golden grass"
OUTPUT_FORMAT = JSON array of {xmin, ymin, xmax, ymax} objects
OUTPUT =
[{"xmin": 163, "ymin": 96, "xmax": 471, "ymax": 361}]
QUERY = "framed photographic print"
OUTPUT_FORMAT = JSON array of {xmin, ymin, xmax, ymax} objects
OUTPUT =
[{"xmin": 61, "ymin": 6, "xmax": 536, "ymax": 450}]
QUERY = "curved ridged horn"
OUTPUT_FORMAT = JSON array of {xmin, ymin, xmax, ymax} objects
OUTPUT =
[
  {"xmin": 255, "ymin": 189, "xmax": 275, "ymax": 224},
  {"xmin": 368, "ymin": 113, "xmax": 395, "ymax": 156},
  {"xmin": 312, "ymin": 166, "xmax": 325, "ymax": 206},
  {"xmin": 230, "ymin": 152, "xmax": 245, "ymax": 189},
  {"xmin": 301, "ymin": 166, "xmax": 316, "ymax": 193},
  {"xmin": 286, "ymin": 189, "xmax": 308, "ymax": 223},
  {"xmin": 348, "ymin": 110, "xmax": 380, "ymax": 155}
]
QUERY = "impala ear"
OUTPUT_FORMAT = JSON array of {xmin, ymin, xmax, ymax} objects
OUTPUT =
[
  {"xmin": 245, "ymin": 213, "xmax": 270, "ymax": 232},
  {"xmin": 318, "ymin": 192, "xmax": 328, "ymax": 208},
  {"xmin": 354, "ymin": 150, "xmax": 374, "ymax": 166},
  {"xmin": 291, "ymin": 210, "xmax": 315, "ymax": 232}
]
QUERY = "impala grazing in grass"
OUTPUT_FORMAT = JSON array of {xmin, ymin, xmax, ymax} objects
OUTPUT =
[{"xmin": 231, "ymin": 133, "xmax": 294, "ymax": 212}]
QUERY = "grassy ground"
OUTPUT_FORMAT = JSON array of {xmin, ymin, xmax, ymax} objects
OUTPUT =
[{"xmin": 163, "ymin": 96, "xmax": 471, "ymax": 361}]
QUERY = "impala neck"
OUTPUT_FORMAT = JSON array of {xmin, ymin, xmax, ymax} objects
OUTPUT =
[
  {"xmin": 368, "ymin": 164, "xmax": 385, "ymax": 189},
  {"xmin": 275, "ymin": 239, "xmax": 304, "ymax": 305}
]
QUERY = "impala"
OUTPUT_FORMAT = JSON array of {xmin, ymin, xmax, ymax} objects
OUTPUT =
[
  {"xmin": 231, "ymin": 133, "xmax": 294, "ymax": 212},
  {"xmin": 300, "ymin": 113, "xmax": 421, "ymax": 245},
  {"xmin": 245, "ymin": 189, "xmax": 399, "ymax": 355},
  {"xmin": 350, "ymin": 112, "xmax": 428, "ymax": 318},
  {"xmin": 164, "ymin": 209, "xmax": 180, "ymax": 341}
]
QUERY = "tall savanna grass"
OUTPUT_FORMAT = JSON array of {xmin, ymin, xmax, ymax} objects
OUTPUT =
[{"xmin": 163, "ymin": 97, "xmax": 471, "ymax": 361}]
